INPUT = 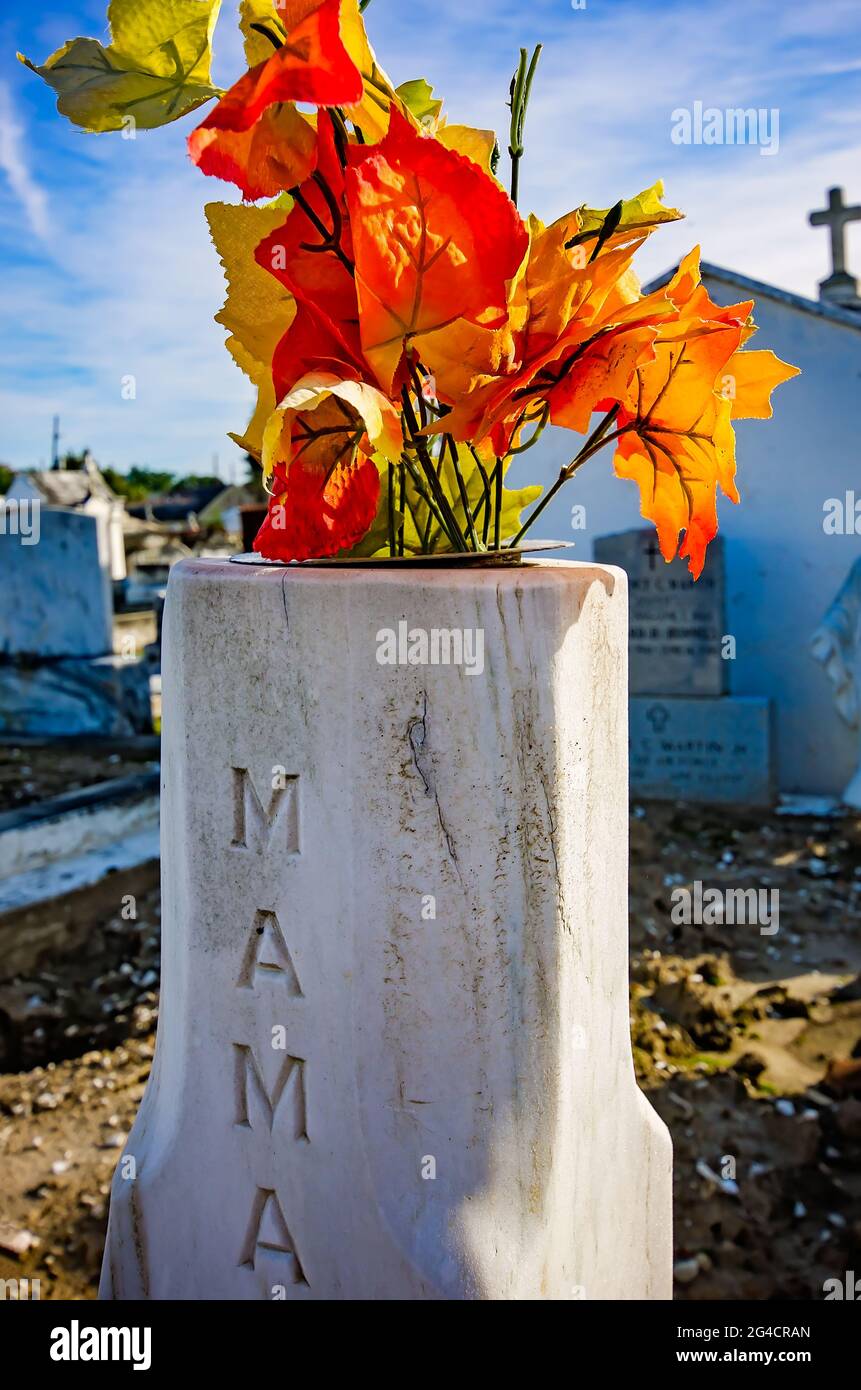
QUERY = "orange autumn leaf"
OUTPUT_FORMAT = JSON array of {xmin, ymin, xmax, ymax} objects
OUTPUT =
[
  {"xmin": 614, "ymin": 388, "xmax": 736, "ymax": 581},
  {"xmin": 189, "ymin": 102, "xmax": 317, "ymax": 200},
  {"xmin": 345, "ymin": 109, "xmax": 529, "ymax": 393},
  {"xmin": 202, "ymin": 0, "xmax": 361, "ymax": 135},
  {"xmin": 546, "ymin": 325, "xmax": 658, "ymax": 435},
  {"xmin": 600, "ymin": 253, "xmax": 800, "ymax": 578},
  {"xmin": 613, "ymin": 322, "xmax": 749, "ymax": 579},
  {"xmin": 426, "ymin": 237, "xmax": 663, "ymax": 453},
  {"xmin": 415, "ymin": 316, "xmax": 517, "ymax": 404}
]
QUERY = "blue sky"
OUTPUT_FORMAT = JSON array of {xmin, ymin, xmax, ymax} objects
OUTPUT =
[{"xmin": 1, "ymin": 0, "xmax": 860, "ymax": 479}]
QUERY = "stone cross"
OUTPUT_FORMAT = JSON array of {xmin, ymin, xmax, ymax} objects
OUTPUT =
[{"xmin": 809, "ymin": 187, "xmax": 861, "ymax": 306}]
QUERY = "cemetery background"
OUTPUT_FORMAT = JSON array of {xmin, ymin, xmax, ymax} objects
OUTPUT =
[{"xmin": 2, "ymin": 0, "xmax": 861, "ymax": 1302}]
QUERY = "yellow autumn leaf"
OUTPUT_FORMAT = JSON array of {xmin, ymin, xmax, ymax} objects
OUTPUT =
[
  {"xmin": 206, "ymin": 198, "xmax": 296, "ymax": 460},
  {"xmin": 396, "ymin": 78, "xmax": 443, "ymax": 127},
  {"xmin": 239, "ymin": 0, "xmax": 285, "ymax": 68},
  {"xmin": 437, "ymin": 124, "xmax": 498, "ymax": 175},
  {"xmin": 227, "ymin": 354, "xmax": 276, "ymax": 460},
  {"xmin": 262, "ymin": 371, "xmax": 403, "ymax": 486},
  {"xmin": 722, "ymin": 349, "xmax": 801, "ymax": 419},
  {"xmin": 206, "ymin": 198, "xmax": 296, "ymax": 377},
  {"xmin": 340, "ymin": 0, "xmax": 402, "ymax": 142},
  {"xmin": 19, "ymin": 0, "xmax": 222, "ymax": 132}
]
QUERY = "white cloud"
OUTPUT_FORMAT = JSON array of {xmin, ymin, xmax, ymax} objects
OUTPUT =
[{"xmin": 0, "ymin": 80, "xmax": 50, "ymax": 241}]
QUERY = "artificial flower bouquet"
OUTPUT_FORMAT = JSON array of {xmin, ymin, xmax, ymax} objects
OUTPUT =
[{"xmin": 23, "ymin": 0, "xmax": 799, "ymax": 573}]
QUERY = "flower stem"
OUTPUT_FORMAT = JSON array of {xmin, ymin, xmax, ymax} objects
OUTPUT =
[
  {"xmin": 387, "ymin": 462, "xmax": 396, "ymax": 558},
  {"xmin": 400, "ymin": 452, "xmax": 462, "ymax": 552},
  {"xmin": 401, "ymin": 388, "xmax": 469, "ymax": 551},
  {"xmin": 508, "ymin": 44, "xmax": 542, "ymax": 207},
  {"xmin": 509, "ymin": 406, "xmax": 621, "ymax": 548},
  {"xmin": 397, "ymin": 461, "xmax": 406, "ymax": 556},
  {"xmin": 445, "ymin": 435, "xmax": 481, "ymax": 551}
]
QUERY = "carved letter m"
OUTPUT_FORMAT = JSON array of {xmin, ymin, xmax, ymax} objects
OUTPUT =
[{"xmin": 231, "ymin": 767, "xmax": 299, "ymax": 853}]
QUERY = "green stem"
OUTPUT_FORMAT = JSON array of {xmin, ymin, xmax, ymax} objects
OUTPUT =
[
  {"xmin": 397, "ymin": 461, "xmax": 405, "ymax": 556},
  {"xmin": 387, "ymin": 462, "xmax": 396, "ymax": 558},
  {"xmin": 507, "ymin": 402, "xmax": 550, "ymax": 455},
  {"xmin": 445, "ymin": 435, "xmax": 481, "ymax": 551},
  {"xmin": 400, "ymin": 452, "xmax": 462, "ymax": 551},
  {"xmin": 409, "ymin": 364, "xmax": 479, "ymax": 552},
  {"xmin": 401, "ymin": 388, "xmax": 469, "ymax": 551},
  {"xmin": 493, "ymin": 459, "xmax": 503, "ymax": 551},
  {"xmin": 508, "ymin": 44, "xmax": 542, "ymax": 207},
  {"xmin": 509, "ymin": 407, "xmax": 621, "ymax": 548},
  {"xmin": 466, "ymin": 445, "xmax": 494, "ymax": 544}
]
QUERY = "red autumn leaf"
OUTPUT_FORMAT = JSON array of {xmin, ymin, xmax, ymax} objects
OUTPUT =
[
  {"xmin": 188, "ymin": 102, "xmax": 317, "ymax": 200},
  {"xmin": 271, "ymin": 300, "xmax": 366, "ymax": 402},
  {"xmin": 345, "ymin": 108, "xmax": 529, "ymax": 392},
  {"xmin": 254, "ymin": 452, "xmax": 380, "ymax": 561},
  {"xmin": 204, "ymin": 0, "xmax": 362, "ymax": 135},
  {"xmin": 255, "ymin": 118, "xmax": 367, "ymax": 391}
]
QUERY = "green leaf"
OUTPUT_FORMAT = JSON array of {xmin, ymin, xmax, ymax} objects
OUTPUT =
[
  {"xmin": 570, "ymin": 181, "xmax": 683, "ymax": 246},
  {"xmin": 395, "ymin": 78, "xmax": 443, "ymax": 127},
  {"xmin": 345, "ymin": 442, "xmax": 541, "ymax": 558},
  {"xmin": 19, "ymin": 0, "xmax": 223, "ymax": 133}
]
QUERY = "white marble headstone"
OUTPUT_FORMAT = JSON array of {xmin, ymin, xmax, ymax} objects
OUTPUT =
[{"xmin": 101, "ymin": 557, "xmax": 672, "ymax": 1301}]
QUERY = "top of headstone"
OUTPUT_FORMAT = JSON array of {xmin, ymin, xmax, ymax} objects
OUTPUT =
[
  {"xmin": 594, "ymin": 529, "xmax": 726, "ymax": 697},
  {"xmin": 0, "ymin": 508, "xmax": 113, "ymax": 660}
]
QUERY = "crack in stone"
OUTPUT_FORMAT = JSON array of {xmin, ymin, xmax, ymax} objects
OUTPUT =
[
  {"xmin": 407, "ymin": 692, "xmax": 459, "ymax": 869},
  {"xmin": 538, "ymin": 765, "xmax": 570, "ymax": 935}
]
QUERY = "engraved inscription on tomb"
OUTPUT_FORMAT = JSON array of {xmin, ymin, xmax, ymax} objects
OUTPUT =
[
  {"xmin": 238, "ymin": 909, "xmax": 303, "ymax": 996},
  {"xmin": 229, "ymin": 767, "xmax": 309, "ymax": 1287},
  {"xmin": 233, "ymin": 1044, "xmax": 308, "ymax": 1140},
  {"xmin": 231, "ymin": 767, "xmax": 300, "ymax": 853},
  {"xmin": 240, "ymin": 1187, "xmax": 308, "ymax": 1285}
]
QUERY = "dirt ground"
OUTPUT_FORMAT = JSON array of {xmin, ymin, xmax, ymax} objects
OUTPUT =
[
  {"xmin": 0, "ymin": 801, "xmax": 860, "ymax": 1300},
  {"xmin": 0, "ymin": 740, "xmax": 160, "ymax": 814}
]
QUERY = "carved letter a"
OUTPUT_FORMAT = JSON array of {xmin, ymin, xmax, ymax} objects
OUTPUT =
[{"xmin": 240, "ymin": 1188, "xmax": 307, "ymax": 1284}]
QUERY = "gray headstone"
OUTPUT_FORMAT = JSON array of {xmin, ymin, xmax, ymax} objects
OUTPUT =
[
  {"xmin": 594, "ymin": 529, "xmax": 726, "ymax": 696},
  {"xmin": 0, "ymin": 508, "xmax": 112, "ymax": 659},
  {"xmin": 630, "ymin": 696, "xmax": 772, "ymax": 805}
]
